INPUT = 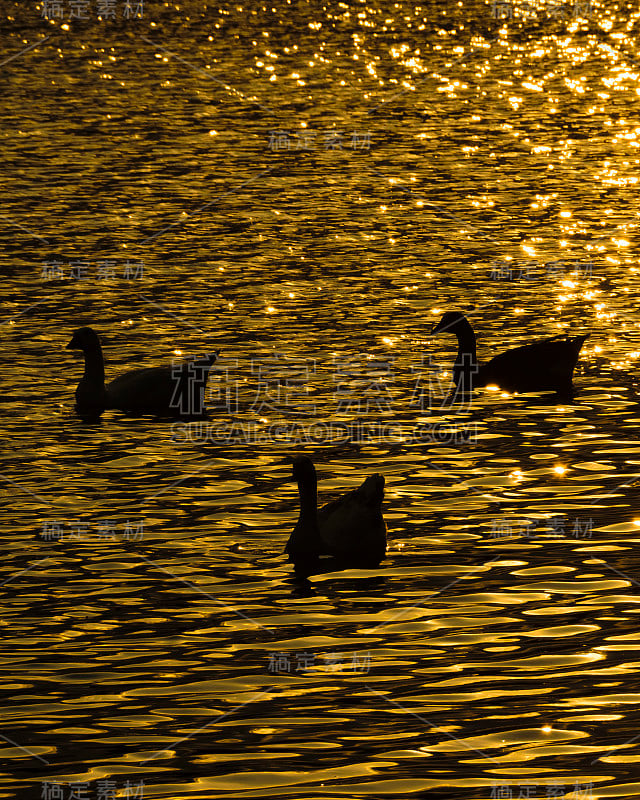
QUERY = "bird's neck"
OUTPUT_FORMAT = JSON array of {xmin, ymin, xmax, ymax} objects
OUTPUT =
[
  {"xmin": 290, "ymin": 474, "xmax": 323, "ymax": 558},
  {"xmin": 81, "ymin": 342, "xmax": 106, "ymax": 386},
  {"xmin": 453, "ymin": 319, "xmax": 478, "ymax": 388},
  {"xmin": 297, "ymin": 478, "xmax": 318, "ymax": 528}
]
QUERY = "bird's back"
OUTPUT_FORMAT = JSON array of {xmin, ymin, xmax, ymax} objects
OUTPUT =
[
  {"xmin": 318, "ymin": 474, "xmax": 386, "ymax": 566},
  {"xmin": 107, "ymin": 366, "xmax": 176, "ymax": 410},
  {"xmin": 107, "ymin": 354, "xmax": 217, "ymax": 413},
  {"xmin": 478, "ymin": 334, "xmax": 588, "ymax": 392}
]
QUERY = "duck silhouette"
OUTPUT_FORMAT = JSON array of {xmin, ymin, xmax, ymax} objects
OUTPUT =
[
  {"xmin": 431, "ymin": 311, "xmax": 588, "ymax": 395},
  {"xmin": 66, "ymin": 326, "xmax": 217, "ymax": 418},
  {"xmin": 285, "ymin": 456, "xmax": 387, "ymax": 573}
]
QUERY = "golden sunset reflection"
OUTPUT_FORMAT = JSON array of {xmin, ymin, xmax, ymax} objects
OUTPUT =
[{"xmin": 4, "ymin": 0, "xmax": 640, "ymax": 798}]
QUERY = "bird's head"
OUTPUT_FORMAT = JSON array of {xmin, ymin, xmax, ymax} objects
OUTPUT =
[
  {"xmin": 430, "ymin": 311, "xmax": 468, "ymax": 336},
  {"xmin": 291, "ymin": 455, "xmax": 317, "ymax": 484},
  {"xmin": 66, "ymin": 327, "xmax": 101, "ymax": 351}
]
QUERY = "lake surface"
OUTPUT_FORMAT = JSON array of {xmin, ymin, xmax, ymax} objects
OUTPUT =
[{"xmin": 3, "ymin": 1, "xmax": 640, "ymax": 798}]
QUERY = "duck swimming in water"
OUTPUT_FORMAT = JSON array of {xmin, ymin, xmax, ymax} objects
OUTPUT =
[
  {"xmin": 285, "ymin": 456, "xmax": 387, "ymax": 573},
  {"xmin": 66, "ymin": 326, "xmax": 217, "ymax": 418},
  {"xmin": 430, "ymin": 311, "xmax": 588, "ymax": 395}
]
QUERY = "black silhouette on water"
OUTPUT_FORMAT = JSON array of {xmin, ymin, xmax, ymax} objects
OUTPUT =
[
  {"xmin": 66, "ymin": 327, "xmax": 217, "ymax": 418},
  {"xmin": 285, "ymin": 455, "xmax": 387, "ymax": 575},
  {"xmin": 431, "ymin": 311, "xmax": 588, "ymax": 396}
]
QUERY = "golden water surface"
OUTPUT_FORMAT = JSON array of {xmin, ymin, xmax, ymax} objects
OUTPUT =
[{"xmin": 2, "ymin": 1, "xmax": 640, "ymax": 798}]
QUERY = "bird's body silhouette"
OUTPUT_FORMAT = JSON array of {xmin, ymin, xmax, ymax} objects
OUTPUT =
[
  {"xmin": 431, "ymin": 311, "xmax": 588, "ymax": 395},
  {"xmin": 285, "ymin": 456, "xmax": 387, "ymax": 573},
  {"xmin": 66, "ymin": 327, "xmax": 217, "ymax": 418}
]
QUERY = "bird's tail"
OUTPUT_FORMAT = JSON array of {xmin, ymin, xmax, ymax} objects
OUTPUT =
[
  {"xmin": 170, "ymin": 352, "xmax": 219, "ymax": 415},
  {"xmin": 572, "ymin": 334, "xmax": 589, "ymax": 351},
  {"xmin": 189, "ymin": 351, "xmax": 219, "ymax": 373},
  {"xmin": 357, "ymin": 474, "xmax": 385, "ymax": 505}
]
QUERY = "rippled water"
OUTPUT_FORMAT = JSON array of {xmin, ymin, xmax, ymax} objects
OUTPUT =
[{"xmin": 3, "ymin": 1, "xmax": 640, "ymax": 798}]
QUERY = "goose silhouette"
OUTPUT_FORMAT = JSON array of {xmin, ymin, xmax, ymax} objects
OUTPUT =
[
  {"xmin": 431, "ymin": 311, "xmax": 588, "ymax": 395},
  {"xmin": 66, "ymin": 326, "xmax": 217, "ymax": 417},
  {"xmin": 285, "ymin": 455, "xmax": 387, "ymax": 573}
]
